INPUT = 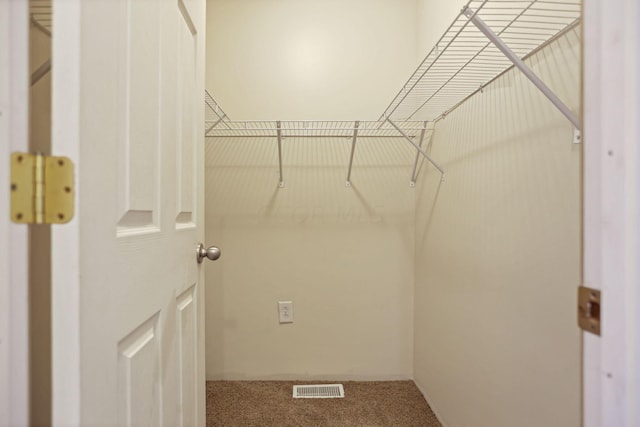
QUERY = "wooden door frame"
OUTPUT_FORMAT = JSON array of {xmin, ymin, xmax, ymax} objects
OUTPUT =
[
  {"xmin": 583, "ymin": 0, "xmax": 640, "ymax": 426},
  {"xmin": 0, "ymin": 1, "xmax": 30, "ymax": 426}
]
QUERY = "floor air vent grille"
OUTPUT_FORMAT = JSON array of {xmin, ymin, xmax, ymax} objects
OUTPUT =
[{"xmin": 293, "ymin": 384, "xmax": 345, "ymax": 399}]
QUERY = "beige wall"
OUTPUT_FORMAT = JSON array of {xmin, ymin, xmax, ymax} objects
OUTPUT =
[
  {"xmin": 416, "ymin": 0, "xmax": 460, "ymax": 57},
  {"xmin": 205, "ymin": 0, "xmax": 420, "ymax": 381},
  {"xmin": 205, "ymin": 2, "xmax": 582, "ymax": 421},
  {"xmin": 205, "ymin": 0, "xmax": 420, "ymax": 120},
  {"xmin": 413, "ymin": 27, "xmax": 582, "ymax": 427},
  {"xmin": 205, "ymin": 137, "xmax": 416, "ymax": 379}
]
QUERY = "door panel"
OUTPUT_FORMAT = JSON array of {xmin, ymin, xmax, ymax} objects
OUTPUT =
[
  {"xmin": 118, "ymin": 0, "xmax": 161, "ymax": 232},
  {"xmin": 177, "ymin": 286, "xmax": 197, "ymax": 427},
  {"xmin": 177, "ymin": 5, "xmax": 198, "ymax": 226},
  {"xmin": 52, "ymin": 0, "xmax": 206, "ymax": 425},
  {"xmin": 117, "ymin": 313, "xmax": 161, "ymax": 427}
]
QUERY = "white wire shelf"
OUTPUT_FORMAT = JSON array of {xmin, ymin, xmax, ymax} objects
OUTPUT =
[
  {"xmin": 29, "ymin": 0, "xmax": 52, "ymax": 86},
  {"xmin": 205, "ymin": 120, "xmax": 429, "ymax": 139},
  {"xmin": 204, "ymin": 90, "xmax": 231, "ymax": 133},
  {"xmin": 380, "ymin": 0, "xmax": 581, "ymax": 122},
  {"xmin": 203, "ymin": 0, "xmax": 582, "ymax": 187},
  {"xmin": 204, "ymin": 118, "xmax": 437, "ymax": 187}
]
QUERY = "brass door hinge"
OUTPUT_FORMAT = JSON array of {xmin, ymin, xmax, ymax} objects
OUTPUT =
[
  {"xmin": 10, "ymin": 152, "xmax": 74, "ymax": 224},
  {"xmin": 578, "ymin": 286, "xmax": 601, "ymax": 336}
]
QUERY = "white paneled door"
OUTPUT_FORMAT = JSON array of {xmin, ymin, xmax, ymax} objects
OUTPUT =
[{"xmin": 51, "ymin": 0, "xmax": 207, "ymax": 425}]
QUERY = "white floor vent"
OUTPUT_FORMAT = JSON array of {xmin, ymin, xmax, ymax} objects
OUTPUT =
[{"xmin": 293, "ymin": 384, "xmax": 345, "ymax": 399}]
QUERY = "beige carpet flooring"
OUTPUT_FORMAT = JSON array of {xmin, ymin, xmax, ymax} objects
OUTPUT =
[{"xmin": 206, "ymin": 380, "xmax": 441, "ymax": 427}]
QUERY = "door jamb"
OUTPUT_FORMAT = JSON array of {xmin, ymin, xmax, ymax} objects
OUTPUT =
[
  {"xmin": 1, "ymin": 1, "xmax": 31, "ymax": 425},
  {"xmin": 583, "ymin": 0, "xmax": 640, "ymax": 426}
]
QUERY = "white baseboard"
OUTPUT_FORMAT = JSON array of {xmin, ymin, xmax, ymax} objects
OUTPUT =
[
  {"xmin": 413, "ymin": 379, "xmax": 448, "ymax": 427},
  {"xmin": 212, "ymin": 373, "xmax": 413, "ymax": 381}
]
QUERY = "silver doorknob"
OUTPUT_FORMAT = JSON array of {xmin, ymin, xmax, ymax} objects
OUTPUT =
[{"xmin": 196, "ymin": 243, "xmax": 221, "ymax": 263}]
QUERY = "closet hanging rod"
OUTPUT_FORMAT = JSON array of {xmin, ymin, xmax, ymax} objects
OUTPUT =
[{"xmin": 463, "ymin": 6, "xmax": 581, "ymax": 130}]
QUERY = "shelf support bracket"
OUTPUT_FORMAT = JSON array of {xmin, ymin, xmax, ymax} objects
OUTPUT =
[
  {"xmin": 386, "ymin": 118, "xmax": 445, "ymax": 177},
  {"xmin": 409, "ymin": 122, "xmax": 431, "ymax": 187},
  {"xmin": 276, "ymin": 121, "xmax": 285, "ymax": 188},
  {"xmin": 345, "ymin": 121, "xmax": 360, "ymax": 187},
  {"xmin": 463, "ymin": 7, "xmax": 581, "ymax": 131},
  {"xmin": 205, "ymin": 114, "xmax": 227, "ymax": 135}
]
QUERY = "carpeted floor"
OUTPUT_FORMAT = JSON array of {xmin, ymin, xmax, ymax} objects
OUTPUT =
[{"xmin": 206, "ymin": 380, "xmax": 441, "ymax": 427}]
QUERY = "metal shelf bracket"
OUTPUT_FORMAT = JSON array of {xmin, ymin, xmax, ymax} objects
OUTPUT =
[
  {"xmin": 205, "ymin": 114, "xmax": 227, "ymax": 134},
  {"xmin": 276, "ymin": 121, "xmax": 285, "ymax": 188},
  {"xmin": 573, "ymin": 128, "xmax": 582, "ymax": 145},
  {"xmin": 409, "ymin": 121, "xmax": 430, "ymax": 187},
  {"xmin": 345, "ymin": 121, "xmax": 360, "ymax": 187},
  {"xmin": 463, "ymin": 6, "xmax": 581, "ymax": 131},
  {"xmin": 386, "ymin": 118, "xmax": 445, "ymax": 178}
]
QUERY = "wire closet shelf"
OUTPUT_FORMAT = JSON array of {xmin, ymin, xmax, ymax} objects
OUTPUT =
[
  {"xmin": 204, "ymin": 118, "xmax": 431, "ymax": 139},
  {"xmin": 380, "ymin": 0, "xmax": 581, "ymax": 123},
  {"xmin": 29, "ymin": 1, "xmax": 53, "ymax": 87},
  {"xmin": 205, "ymin": 0, "xmax": 581, "ymax": 185},
  {"xmin": 30, "ymin": 0, "xmax": 52, "ymax": 36},
  {"xmin": 206, "ymin": 0, "xmax": 581, "ymax": 136}
]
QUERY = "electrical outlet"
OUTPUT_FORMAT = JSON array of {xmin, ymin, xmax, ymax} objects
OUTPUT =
[{"xmin": 278, "ymin": 301, "xmax": 293, "ymax": 324}]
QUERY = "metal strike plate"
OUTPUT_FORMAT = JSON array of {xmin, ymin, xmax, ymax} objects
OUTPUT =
[
  {"xmin": 578, "ymin": 286, "xmax": 601, "ymax": 335},
  {"xmin": 10, "ymin": 152, "xmax": 74, "ymax": 224}
]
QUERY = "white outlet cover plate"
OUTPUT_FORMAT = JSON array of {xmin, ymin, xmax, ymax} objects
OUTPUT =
[{"xmin": 278, "ymin": 301, "xmax": 293, "ymax": 323}]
